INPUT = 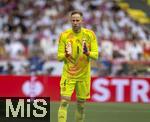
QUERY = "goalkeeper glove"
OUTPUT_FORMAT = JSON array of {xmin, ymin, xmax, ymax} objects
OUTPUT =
[
  {"xmin": 83, "ymin": 41, "xmax": 89, "ymax": 56},
  {"xmin": 65, "ymin": 42, "xmax": 72, "ymax": 56}
]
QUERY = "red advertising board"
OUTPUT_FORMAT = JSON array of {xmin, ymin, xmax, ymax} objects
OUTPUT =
[
  {"xmin": 91, "ymin": 77, "xmax": 150, "ymax": 103},
  {"xmin": 0, "ymin": 75, "xmax": 150, "ymax": 103}
]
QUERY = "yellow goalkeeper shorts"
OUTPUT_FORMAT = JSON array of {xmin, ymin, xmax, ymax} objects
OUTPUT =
[{"xmin": 60, "ymin": 77, "xmax": 91, "ymax": 99}]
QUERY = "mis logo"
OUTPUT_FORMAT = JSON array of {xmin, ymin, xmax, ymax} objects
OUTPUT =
[{"xmin": 0, "ymin": 97, "xmax": 50, "ymax": 122}]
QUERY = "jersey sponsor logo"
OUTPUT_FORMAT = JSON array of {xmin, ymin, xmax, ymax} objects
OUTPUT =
[{"xmin": 67, "ymin": 33, "xmax": 74, "ymax": 39}]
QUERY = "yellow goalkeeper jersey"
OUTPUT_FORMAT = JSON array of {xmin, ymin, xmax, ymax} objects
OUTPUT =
[{"xmin": 57, "ymin": 27, "xmax": 98, "ymax": 80}]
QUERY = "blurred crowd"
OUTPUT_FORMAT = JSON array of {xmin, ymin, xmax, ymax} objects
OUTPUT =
[{"xmin": 0, "ymin": 0, "xmax": 150, "ymax": 76}]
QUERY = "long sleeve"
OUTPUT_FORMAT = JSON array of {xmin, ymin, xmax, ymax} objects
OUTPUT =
[
  {"xmin": 57, "ymin": 33, "xmax": 66, "ymax": 61},
  {"xmin": 89, "ymin": 31, "xmax": 98, "ymax": 60}
]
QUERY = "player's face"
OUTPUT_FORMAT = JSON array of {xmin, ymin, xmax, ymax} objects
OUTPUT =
[{"xmin": 70, "ymin": 14, "xmax": 82, "ymax": 33}]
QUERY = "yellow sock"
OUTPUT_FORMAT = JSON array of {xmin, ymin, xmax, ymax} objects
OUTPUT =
[
  {"xmin": 75, "ymin": 103, "xmax": 85, "ymax": 122},
  {"xmin": 58, "ymin": 100, "xmax": 69, "ymax": 122}
]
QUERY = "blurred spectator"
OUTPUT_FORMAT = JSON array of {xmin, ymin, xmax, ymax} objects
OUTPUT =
[
  {"xmin": 28, "ymin": 40, "xmax": 45, "ymax": 74},
  {"xmin": 143, "ymin": 41, "xmax": 150, "ymax": 61},
  {"xmin": 0, "ymin": 39, "xmax": 8, "ymax": 59},
  {"xmin": 6, "ymin": 62, "xmax": 14, "ymax": 75},
  {"xmin": 5, "ymin": 39, "xmax": 25, "ymax": 60},
  {"xmin": 126, "ymin": 39, "xmax": 143, "ymax": 61}
]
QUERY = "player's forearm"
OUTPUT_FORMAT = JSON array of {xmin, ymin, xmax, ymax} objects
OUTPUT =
[
  {"xmin": 57, "ymin": 42, "xmax": 66, "ymax": 61},
  {"xmin": 57, "ymin": 53, "xmax": 66, "ymax": 61},
  {"xmin": 58, "ymin": 53, "xmax": 76, "ymax": 63},
  {"xmin": 88, "ymin": 51, "xmax": 98, "ymax": 60}
]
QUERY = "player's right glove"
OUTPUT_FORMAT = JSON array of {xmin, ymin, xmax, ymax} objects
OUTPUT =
[{"xmin": 65, "ymin": 42, "xmax": 72, "ymax": 56}]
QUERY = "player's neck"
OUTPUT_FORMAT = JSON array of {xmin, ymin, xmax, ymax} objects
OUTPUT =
[{"xmin": 73, "ymin": 27, "xmax": 81, "ymax": 34}]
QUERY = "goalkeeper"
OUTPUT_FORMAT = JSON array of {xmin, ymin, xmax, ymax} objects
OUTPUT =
[{"xmin": 57, "ymin": 10, "xmax": 98, "ymax": 122}]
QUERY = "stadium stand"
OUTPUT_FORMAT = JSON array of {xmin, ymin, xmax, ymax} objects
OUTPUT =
[{"xmin": 0, "ymin": 0, "xmax": 149, "ymax": 76}]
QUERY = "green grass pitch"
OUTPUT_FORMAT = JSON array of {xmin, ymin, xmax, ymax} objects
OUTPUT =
[
  {"xmin": 50, "ymin": 102, "xmax": 150, "ymax": 122},
  {"xmin": 1, "ymin": 102, "xmax": 150, "ymax": 122}
]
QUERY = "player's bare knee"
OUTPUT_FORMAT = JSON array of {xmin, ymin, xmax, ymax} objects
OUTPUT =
[
  {"xmin": 77, "ymin": 99, "xmax": 85, "ymax": 112},
  {"xmin": 77, "ymin": 98, "xmax": 86, "ymax": 104},
  {"xmin": 61, "ymin": 96, "xmax": 71, "ymax": 101},
  {"xmin": 60, "ymin": 99, "xmax": 69, "ymax": 108}
]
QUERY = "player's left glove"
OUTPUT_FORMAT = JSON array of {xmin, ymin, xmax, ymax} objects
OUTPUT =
[{"xmin": 83, "ymin": 41, "xmax": 89, "ymax": 56}]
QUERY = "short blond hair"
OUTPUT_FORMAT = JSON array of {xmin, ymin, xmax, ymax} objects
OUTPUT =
[{"xmin": 70, "ymin": 10, "xmax": 83, "ymax": 17}]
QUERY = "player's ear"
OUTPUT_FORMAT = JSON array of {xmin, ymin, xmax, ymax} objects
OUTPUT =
[{"xmin": 80, "ymin": 17, "xmax": 84, "ymax": 24}]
